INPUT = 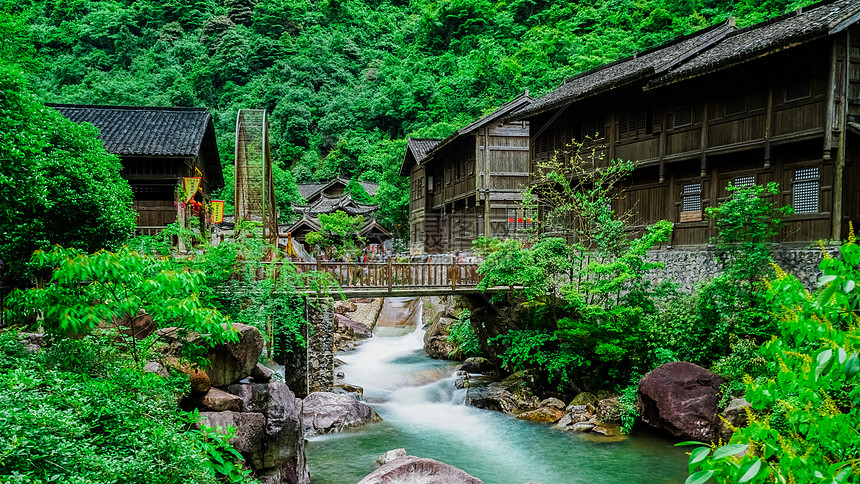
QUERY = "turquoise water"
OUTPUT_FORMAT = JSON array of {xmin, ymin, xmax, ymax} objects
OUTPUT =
[{"xmin": 305, "ymin": 328, "xmax": 689, "ymax": 484}]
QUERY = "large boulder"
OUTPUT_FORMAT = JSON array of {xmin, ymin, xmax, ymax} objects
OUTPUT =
[
  {"xmin": 207, "ymin": 323, "xmax": 264, "ymax": 387},
  {"xmin": 637, "ymin": 362, "xmax": 725, "ymax": 442},
  {"xmin": 196, "ymin": 411, "xmax": 267, "ymax": 459},
  {"xmin": 467, "ymin": 370, "xmax": 541, "ymax": 415},
  {"xmin": 358, "ymin": 455, "xmax": 482, "ymax": 484},
  {"xmin": 423, "ymin": 316, "xmax": 458, "ymax": 360},
  {"xmin": 301, "ymin": 391, "xmax": 382, "ymax": 436},
  {"xmin": 225, "ymin": 382, "xmax": 304, "ymax": 469}
]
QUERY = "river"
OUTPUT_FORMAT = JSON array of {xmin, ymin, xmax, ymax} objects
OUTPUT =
[{"xmin": 305, "ymin": 321, "xmax": 690, "ymax": 484}]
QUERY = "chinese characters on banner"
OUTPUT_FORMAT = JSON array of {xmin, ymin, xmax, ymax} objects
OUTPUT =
[
  {"xmin": 183, "ymin": 177, "xmax": 201, "ymax": 203},
  {"xmin": 211, "ymin": 200, "xmax": 225, "ymax": 223}
]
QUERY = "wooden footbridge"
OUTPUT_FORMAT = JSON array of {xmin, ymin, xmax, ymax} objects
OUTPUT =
[{"xmin": 289, "ymin": 260, "xmax": 501, "ymax": 297}]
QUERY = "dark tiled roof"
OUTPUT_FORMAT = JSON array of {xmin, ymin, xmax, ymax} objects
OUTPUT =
[
  {"xmin": 513, "ymin": 21, "xmax": 735, "ymax": 120},
  {"xmin": 297, "ymin": 183, "xmax": 329, "ymax": 200},
  {"xmin": 407, "ymin": 138, "xmax": 443, "ymax": 163},
  {"xmin": 296, "ymin": 178, "xmax": 379, "ymax": 201},
  {"xmin": 292, "ymin": 193, "xmax": 377, "ymax": 216},
  {"xmin": 651, "ymin": 0, "xmax": 860, "ymax": 88},
  {"xmin": 48, "ymin": 104, "xmax": 213, "ymax": 157}
]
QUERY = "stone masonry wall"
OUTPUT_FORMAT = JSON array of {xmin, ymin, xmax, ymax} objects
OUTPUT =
[
  {"xmin": 644, "ymin": 246, "xmax": 838, "ymax": 293},
  {"xmin": 306, "ymin": 298, "xmax": 334, "ymax": 394}
]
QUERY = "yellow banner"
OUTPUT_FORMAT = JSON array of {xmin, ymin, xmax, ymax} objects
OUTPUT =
[
  {"xmin": 183, "ymin": 177, "xmax": 201, "ymax": 203},
  {"xmin": 211, "ymin": 200, "xmax": 225, "ymax": 223}
]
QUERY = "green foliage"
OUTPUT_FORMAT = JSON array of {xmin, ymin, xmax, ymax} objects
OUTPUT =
[
  {"xmin": 7, "ymin": 245, "xmax": 235, "ymax": 368},
  {"xmin": 305, "ymin": 210, "xmax": 367, "ymax": 259},
  {"xmin": 447, "ymin": 309, "xmax": 481, "ymax": 358},
  {"xmin": 696, "ymin": 183, "xmax": 792, "ymax": 362},
  {"xmin": 0, "ymin": 64, "xmax": 135, "ymax": 283},
  {"xmin": 0, "ymin": 331, "xmax": 248, "ymax": 483},
  {"xmin": 189, "ymin": 420, "xmax": 258, "ymax": 483},
  {"xmin": 10, "ymin": 0, "xmax": 811, "ymax": 232},
  {"xmin": 682, "ymin": 237, "xmax": 860, "ymax": 483}
]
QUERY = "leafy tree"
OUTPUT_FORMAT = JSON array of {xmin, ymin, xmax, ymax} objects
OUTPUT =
[
  {"xmin": 305, "ymin": 210, "xmax": 367, "ymax": 259},
  {"xmin": 0, "ymin": 65, "xmax": 135, "ymax": 284}
]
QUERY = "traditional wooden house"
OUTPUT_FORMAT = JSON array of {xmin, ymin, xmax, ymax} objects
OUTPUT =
[
  {"xmin": 401, "ymin": 92, "xmax": 534, "ymax": 254},
  {"xmin": 49, "ymin": 104, "xmax": 224, "ymax": 235},
  {"xmin": 511, "ymin": 0, "xmax": 860, "ymax": 247},
  {"xmin": 287, "ymin": 179, "xmax": 390, "ymax": 248}
]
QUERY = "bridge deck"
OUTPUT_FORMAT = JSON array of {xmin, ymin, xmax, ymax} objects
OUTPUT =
[{"xmin": 275, "ymin": 260, "xmax": 493, "ymax": 297}]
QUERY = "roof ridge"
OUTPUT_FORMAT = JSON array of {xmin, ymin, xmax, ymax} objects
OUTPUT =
[
  {"xmin": 562, "ymin": 18, "xmax": 737, "ymax": 85},
  {"xmin": 45, "ymin": 103, "xmax": 210, "ymax": 112}
]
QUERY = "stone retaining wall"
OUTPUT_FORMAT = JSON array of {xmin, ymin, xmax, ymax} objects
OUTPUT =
[{"xmin": 644, "ymin": 246, "xmax": 837, "ymax": 293}]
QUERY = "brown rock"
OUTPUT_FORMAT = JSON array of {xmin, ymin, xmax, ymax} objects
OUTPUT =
[
  {"xmin": 252, "ymin": 363, "xmax": 274, "ymax": 382},
  {"xmin": 592, "ymin": 423, "xmax": 621, "ymax": 436},
  {"xmin": 468, "ymin": 370, "xmax": 541, "ymax": 415},
  {"xmin": 638, "ymin": 361, "xmax": 726, "ymax": 442},
  {"xmin": 516, "ymin": 406, "xmax": 566, "ymax": 423},
  {"xmin": 207, "ymin": 323, "xmax": 264, "ymax": 387},
  {"xmin": 202, "ymin": 387, "xmax": 243, "ymax": 412},
  {"xmin": 334, "ymin": 301, "xmax": 357, "ymax": 314},
  {"xmin": 190, "ymin": 368, "xmax": 211, "ymax": 394},
  {"xmin": 358, "ymin": 455, "xmax": 482, "ymax": 484},
  {"xmin": 423, "ymin": 316, "xmax": 459, "ymax": 360},
  {"xmin": 119, "ymin": 312, "xmax": 156, "ymax": 340},
  {"xmin": 335, "ymin": 314, "xmax": 372, "ymax": 339},
  {"xmin": 225, "ymin": 382, "xmax": 304, "ymax": 469}
]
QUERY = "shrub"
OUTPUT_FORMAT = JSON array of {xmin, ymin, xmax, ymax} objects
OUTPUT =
[
  {"xmin": 0, "ymin": 331, "xmax": 252, "ymax": 484},
  {"xmin": 682, "ymin": 237, "xmax": 860, "ymax": 483}
]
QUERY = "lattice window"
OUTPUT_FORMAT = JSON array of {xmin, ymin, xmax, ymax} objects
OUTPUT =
[
  {"xmin": 673, "ymin": 106, "xmax": 693, "ymax": 128},
  {"xmin": 733, "ymin": 175, "xmax": 755, "ymax": 188},
  {"xmin": 725, "ymin": 95, "xmax": 747, "ymax": 116},
  {"xmin": 680, "ymin": 182, "xmax": 702, "ymax": 222},
  {"xmin": 786, "ymin": 78, "xmax": 811, "ymax": 102},
  {"xmin": 793, "ymin": 167, "xmax": 819, "ymax": 214}
]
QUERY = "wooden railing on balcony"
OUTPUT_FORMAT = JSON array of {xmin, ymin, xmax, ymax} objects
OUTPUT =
[{"xmin": 291, "ymin": 261, "xmax": 482, "ymax": 292}]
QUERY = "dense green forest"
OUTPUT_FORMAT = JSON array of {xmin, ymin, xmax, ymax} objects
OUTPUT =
[{"xmin": 1, "ymin": 0, "xmax": 817, "ymax": 230}]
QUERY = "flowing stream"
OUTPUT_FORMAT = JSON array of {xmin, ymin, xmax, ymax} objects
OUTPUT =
[{"xmin": 306, "ymin": 312, "xmax": 689, "ymax": 483}]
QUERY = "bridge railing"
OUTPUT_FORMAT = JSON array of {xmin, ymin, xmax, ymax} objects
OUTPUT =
[{"xmin": 290, "ymin": 261, "xmax": 482, "ymax": 290}]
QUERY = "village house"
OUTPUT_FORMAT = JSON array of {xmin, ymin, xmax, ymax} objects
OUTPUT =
[
  {"xmin": 401, "ymin": 92, "xmax": 534, "ymax": 254},
  {"xmin": 49, "ymin": 104, "xmax": 224, "ymax": 235},
  {"xmin": 286, "ymin": 178, "xmax": 391, "ymax": 250},
  {"xmin": 511, "ymin": 0, "xmax": 860, "ymax": 248}
]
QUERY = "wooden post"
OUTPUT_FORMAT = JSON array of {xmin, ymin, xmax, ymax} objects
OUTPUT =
[
  {"xmin": 451, "ymin": 260, "xmax": 458, "ymax": 291},
  {"xmin": 387, "ymin": 258, "xmax": 393, "ymax": 292}
]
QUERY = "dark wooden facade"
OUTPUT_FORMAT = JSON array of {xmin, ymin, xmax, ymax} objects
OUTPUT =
[
  {"xmin": 49, "ymin": 105, "xmax": 224, "ymax": 235},
  {"xmin": 402, "ymin": 93, "xmax": 534, "ymax": 254},
  {"xmin": 513, "ymin": 0, "xmax": 860, "ymax": 247}
]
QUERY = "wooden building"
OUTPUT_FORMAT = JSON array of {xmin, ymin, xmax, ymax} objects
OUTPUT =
[
  {"xmin": 49, "ymin": 104, "xmax": 224, "ymax": 235},
  {"xmin": 512, "ymin": 0, "xmax": 860, "ymax": 247},
  {"xmin": 287, "ymin": 178, "xmax": 390, "ymax": 247},
  {"xmin": 401, "ymin": 92, "xmax": 534, "ymax": 254}
]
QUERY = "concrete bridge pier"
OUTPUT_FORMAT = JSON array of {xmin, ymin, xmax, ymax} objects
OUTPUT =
[{"xmin": 282, "ymin": 296, "xmax": 334, "ymax": 397}]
